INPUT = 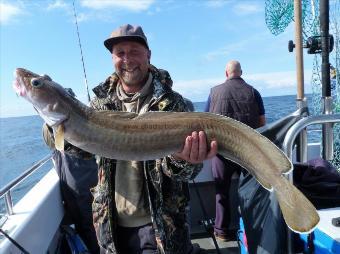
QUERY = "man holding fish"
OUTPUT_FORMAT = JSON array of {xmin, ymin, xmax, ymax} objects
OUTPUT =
[{"xmin": 89, "ymin": 24, "xmax": 216, "ymax": 254}]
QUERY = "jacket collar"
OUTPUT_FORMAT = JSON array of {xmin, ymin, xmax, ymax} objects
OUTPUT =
[{"xmin": 226, "ymin": 76, "xmax": 243, "ymax": 81}]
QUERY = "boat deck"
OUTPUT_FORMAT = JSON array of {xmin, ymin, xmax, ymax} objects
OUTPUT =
[
  {"xmin": 192, "ymin": 234, "xmax": 239, "ymax": 253},
  {"xmin": 188, "ymin": 168, "xmax": 240, "ymax": 253}
]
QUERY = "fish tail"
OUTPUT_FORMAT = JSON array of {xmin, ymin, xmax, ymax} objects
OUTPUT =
[{"xmin": 273, "ymin": 176, "xmax": 319, "ymax": 233}]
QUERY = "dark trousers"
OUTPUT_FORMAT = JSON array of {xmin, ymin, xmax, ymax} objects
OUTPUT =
[
  {"xmin": 116, "ymin": 224, "xmax": 158, "ymax": 254},
  {"xmin": 53, "ymin": 151, "xmax": 100, "ymax": 254},
  {"xmin": 211, "ymin": 155, "xmax": 240, "ymax": 236},
  {"xmin": 114, "ymin": 224, "xmax": 200, "ymax": 254}
]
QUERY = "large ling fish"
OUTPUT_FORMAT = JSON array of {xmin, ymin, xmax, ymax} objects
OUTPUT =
[{"xmin": 13, "ymin": 68, "xmax": 319, "ymax": 233}]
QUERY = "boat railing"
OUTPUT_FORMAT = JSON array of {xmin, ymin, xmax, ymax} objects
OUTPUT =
[
  {"xmin": 283, "ymin": 113, "xmax": 340, "ymax": 164},
  {"xmin": 0, "ymin": 154, "xmax": 52, "ymax": 216},
  {"xmin": 282, "ymin": 113, "xmax": 340, "ymax": 254}
]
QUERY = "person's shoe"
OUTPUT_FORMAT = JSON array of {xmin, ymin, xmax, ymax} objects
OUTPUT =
[
  {"xmin": 214, "ymin": 232, "xmax": 236, "ymax": 242},
  {"xmin": 191, "ymin": 243, "xmax": 207, "ymax": 254}
]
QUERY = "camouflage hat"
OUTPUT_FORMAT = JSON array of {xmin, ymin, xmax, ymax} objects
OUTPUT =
[{"xmin": 104, "ymin": 24, "xmax": 149, "ymax": 53}]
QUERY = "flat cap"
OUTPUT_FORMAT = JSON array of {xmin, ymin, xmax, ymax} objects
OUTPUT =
[{"xmin": 104, "ymin": 24, "xmax": 149, "ymax": 53}]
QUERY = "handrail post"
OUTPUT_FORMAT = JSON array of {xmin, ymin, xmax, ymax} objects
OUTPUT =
[
  {"xmin": 322, "ymin": 97, "xmax": 334, "ymax": 160},
  {"xmin": 294, "ymin": 0, "xmax": 305, "ymax": 101},
  {"xmin": 320, "ymin": 0, "xmax": 333, "ymax": 161},
  {"xmin": 296, "ymin": 99, "xmax": 308, "ymax": 163},
  {"xmin": 5, "ymin": 191, "xmax": 14, "ymax": 215}
]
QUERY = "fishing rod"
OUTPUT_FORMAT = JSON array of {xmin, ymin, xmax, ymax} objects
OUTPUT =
[
  {"xmin": 191, "ymin": 179, "xmax": 221, "ymax": 254},
  {"xmin": 72, "ymin": 0, "xmax": 91, "ymax": 103},
  {"xmin": 0, "ymin": 228, "xmax": 30, "ymax": 254}
]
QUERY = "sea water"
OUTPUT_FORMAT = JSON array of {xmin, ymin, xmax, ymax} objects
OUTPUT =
[
  {"xmin": 0, "ymin": 115, "xmax": 52, "ymax": 213},
  {"xmin": 0, "ymin": 94, "xmax": 316, "ymax": 213}
]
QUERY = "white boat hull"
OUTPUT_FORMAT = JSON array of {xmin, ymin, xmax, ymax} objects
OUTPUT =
[{"xmin": 0, "ymin": 170, "xmax": 64, "ymax": 254}]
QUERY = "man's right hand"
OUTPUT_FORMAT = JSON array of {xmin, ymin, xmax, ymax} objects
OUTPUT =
[{"xmin": 172, "ymin": 131, "xmax": 217, "ymax": 164}]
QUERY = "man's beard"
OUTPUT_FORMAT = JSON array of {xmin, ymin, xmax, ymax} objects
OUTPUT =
[{"xmin": 118, "ymin": 67, "xmax": 147, "ymax": 87}]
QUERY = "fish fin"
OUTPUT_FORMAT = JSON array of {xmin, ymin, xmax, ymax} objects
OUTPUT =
[
  {"xmin": 274, "ymin": 176, "xmax": 319, "ymax": 233},
  {"xmin": 54, "ymin": 124, "xmax": 65, "ymax": 151}
]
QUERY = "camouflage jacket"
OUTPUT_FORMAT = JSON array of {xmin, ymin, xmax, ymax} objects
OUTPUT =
[{"xmin": 90, "ymin": 65, "xmax": 203, "ymax": 254}]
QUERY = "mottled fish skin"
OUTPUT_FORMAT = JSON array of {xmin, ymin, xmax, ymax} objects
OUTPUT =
[{"xmin": 13, "ymin": 68, "xmax": 320, "ymax": 233}]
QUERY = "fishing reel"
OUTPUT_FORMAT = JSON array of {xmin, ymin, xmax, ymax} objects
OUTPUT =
[{"xmin": 288, "ymin": 34, "xmax": 334, "ymax": 54}]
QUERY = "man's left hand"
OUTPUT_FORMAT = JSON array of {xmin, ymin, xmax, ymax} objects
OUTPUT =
[{"xmin": 172, "ymin": 131, "xmax": 217, "ymax": 164}]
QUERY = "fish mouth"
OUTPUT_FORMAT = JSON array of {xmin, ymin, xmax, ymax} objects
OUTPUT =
[{"xmin": 12, "ymin": 70, "xmax": 27, "ymax": 97}]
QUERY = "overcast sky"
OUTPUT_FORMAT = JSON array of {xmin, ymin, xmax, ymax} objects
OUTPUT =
[{"xmin": 1, "ymin": 0, "xmax": 318, "ymax": 117}]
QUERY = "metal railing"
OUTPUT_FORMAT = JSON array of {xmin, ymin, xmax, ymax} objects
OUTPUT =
[
  {"xmin": 0, "ymin": 154, "xmax": 52, "ymax": 215},
  {"xmin": 282, "ymin": 113, "xmax": 340, "ymax": 254},
  {"xmin": 283, "ymin": 113, "xmax": 340, "ymax": 163}
]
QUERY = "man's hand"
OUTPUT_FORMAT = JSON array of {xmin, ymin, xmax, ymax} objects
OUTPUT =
[{"xmin": 172, "ymin": 131, "xmax": 217, "ymax": 164}]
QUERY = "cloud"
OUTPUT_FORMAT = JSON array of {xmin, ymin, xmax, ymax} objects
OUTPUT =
[
  {"xmin": 205, "ymin": 0, "xmax": 230, "ymax": 8},
  {"xmin": 203, "ymin": 38, "xmax": 251, "ymax": 61},
  {"xmin": 245, "ymin": 71, "xmax": 296, "ymax": 89},
  {"xmin": 205, "ymin": 0, "xmax": 261, "ymax": 14},
  {"xmin": 173, "ymin": 78, "xmax": 223, "ymax": 101},
  {"xmin": 0, "ymin": 2, "xmax": 23, "ymax": 24},
  {"xmin": 80, "ymin": 0, "xmax": 155, "ymax": 12},
  {"xmin": 203, "ymin": 42, "xmax": 247, "ymax": 61},
  {"xmin": 173, "ymin": 69, "xmax": 313, "ymax": 102},
  {"xmin": 204, "ymin": 48, "xmax": 231, "ymax": 61},
  {"xmin": 47, "ymin": 0, "xmax": 69, "ymax": 11},
  {"xmin": 46, "ymin": 0, "xmax": 93, "ymax": 23},
  {"xmin": 233, "ymin": 3, "xmax": 262, "ymax": 15},
  {"xmin": 245, "ymin": 69, "xmax": 312, "ymax": 90}
]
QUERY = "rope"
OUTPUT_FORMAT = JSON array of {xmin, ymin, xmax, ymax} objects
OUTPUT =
[{"xmin": 72, "ymin": 0, "xmax": 91, "ymax": 103}]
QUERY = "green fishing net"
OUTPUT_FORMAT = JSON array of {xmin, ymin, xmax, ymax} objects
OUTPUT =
[
  {"xmin": 265, "ymin": 0, "xmax": 294, "ymax": 36},
  {"xmin": 265, "ymin": 0, "xmax": 319, "ymax": 39},
  {"xmin": 265, "ymin": 0, "xmax": 340, "ymax": 169},
  {"xmin": 329, "ymin": 1, "xmax": 340, "ymax": 169}
]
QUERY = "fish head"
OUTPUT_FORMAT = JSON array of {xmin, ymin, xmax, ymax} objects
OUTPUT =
[{"xmin": 13, "ymin": 68, "xmax": 71, "ymax": 126}]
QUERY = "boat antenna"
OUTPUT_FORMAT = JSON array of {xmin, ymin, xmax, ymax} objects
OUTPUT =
[{"xmin": 72, "ymin": 0, "xmax": 91, "ymax": 103}]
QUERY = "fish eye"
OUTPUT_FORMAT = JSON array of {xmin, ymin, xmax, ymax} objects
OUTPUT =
[{"xmin": 31, "ymin": 78, "xmax": 42, "ymax": 87}]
